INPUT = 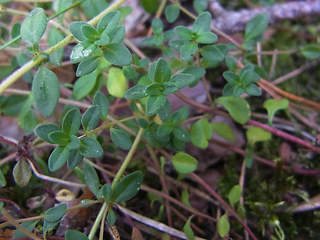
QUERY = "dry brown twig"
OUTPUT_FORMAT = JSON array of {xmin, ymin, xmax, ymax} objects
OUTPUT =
[{"xmin": 209, "ymin": 0, "xmax": 320, "ymax": 33}]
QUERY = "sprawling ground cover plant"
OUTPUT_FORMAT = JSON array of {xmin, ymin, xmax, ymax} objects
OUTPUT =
[{"xmin": 1, "ymin": 0, "xmax": 320, "ymax": 239}]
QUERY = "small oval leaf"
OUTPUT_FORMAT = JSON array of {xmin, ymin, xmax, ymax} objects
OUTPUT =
[
  {"xmin": 112, "ymin": 171, "xmax": 143, "ymax": 203},
  {"xmin": 44, "ymin": 203, "xmax": 67, "ymax": 222},
  {"xmin": 21, "ymin": 8, "xmax": 47, "ymax": 45},
  {"xmin": 32, "ymin": 66, "xmax": 60, "ymax": 117},
  {"xmin": 172, "ymin": 152, "xmax": 198, "ymax": 174},
  {"xmin": 13, "ymin": 160, "xmax": 32, "ymax": 187}
]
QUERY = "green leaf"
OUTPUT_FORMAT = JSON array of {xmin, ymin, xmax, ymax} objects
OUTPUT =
[
  {"xmin": 217, "ymin": 214, "xmax": 230, "ymax": 238},
  {"xmin": 0, "ymin": 202, "xmax": 3, "ymax": 212},
  {"xmin": 43, "ymin": 220, "xmax": 60, "ymax": 236},
  {"xmin": 158, "ymin": 98, "xmax": 171, "ymax": 121},
  {"xmin": 20, "ymin": 8, "xmax": 47, "ymax": 45},
  {"xmin": 67, "ymin": 150, "xmax": 84, "ymax": 169},
  {"xmin": 110, "ymin": 128, "xmax": 132, "ymax": 150},
  {"xmin": 1, "ymin": 95, "xmax": 28, "ymax": 116},
  {"xmin": 246, "ymin": 126, "xmax": 271, "ymax": 145},
  {"xmin": 152, "ymin": 18, "xmax": 164, "ymax": 35},
  {"xmin": 228, "ymin": 184, "xmax": 241, "ymax": 207},
  {"xmin": 165, "ymin": 4, "xmax": 180, "ymax": 23},
  {"xmin": 139, "ymin": 0, "xmax": 159, "ymax": 14},
  {"xmin": 162, "ymin": 82, "xmax": 177, "ymax": 95},
  {"xmin": 196, "ymin": 31, "xmax": 217, "ymax": 44},
  {"xmin": 263, "ymin": 98, "xmax": 289, "ymax": 125},
  {"xmin": 70, "ymin": 42, "xmax": 97, "ymax": 64},
  {"xmin": 81, "ymin": 24, "xmax": 100, "ymax": 41},
  {"xmin": 84, "ymin": 162, "xmax": 100, "ymax": 196},
  {"xmin": 48, "ymin": 146, "xmax": 70, "ymax": 172},
  {"xmin": 211, "ymin": 122, "xmax": 235, "ymax": 142},
  {"xmin": 192, "ymin": 11, "xmax": 211, "ymax": 33},
  {"xmin": 65, "ymin": 230, "xmax": 88, "ymax": 240},
  {"xmin": 145, "ymin": 83, "xmax": 161, "ymax": 97},
  {"xmin": 112, "ymin": 171, "xmax": 143, "ymax": 203},
  {"xmin": 69, "ymin": 21, "xmax": 89, "ymax": 41},
  {"xmin": 301, "ymin": 44, "xmax": 320, "ymax": 60},
  {"xmin": 32, "ymin": 66, "xmax": 60, "ymax": 117},
  {"xmin": 170, "ymin": 73, "xmax": 195, "ymax": 90},
  {"xmin": 11, "ymin": 22, "xmax": 21, "ymax": 39},
  {"xmin": 190, "ymin": 118, "xmax": 212, "ymax": 148},
  {"xmin": 12, "ymin": 160, "xmax": 32, "ymax": 187},
  {"xmin": 94, "ymin": 32, "xmax": 110, "ymax": 46},
  {"xmin": 157, "ymin": 123, "xmax": 174, "ymax": 137},
  {"xmin": 243, "ymin": 13, "xmax": 269, "ymax": 49},
  {"xmin": 79, "ymin": 137, "xmax": 103, "ymax": 158},
  {"xmin": 98, "ymin": 183, "xmax": 112, "ymax": 202},
  {"xmin": 182, "ymin": 66, "xmax": 206, "ymax": 86},
  {"xmin": 82, "ymin": 105, "xmax": 100, "ymax": 132},
  {"xmin": 48, "ymin": 131, "xmax": 70, "ymax": 146},
  {"xmin": 18, "ymin": 96, "xmax": 38, "ymax": 134},
  {"xmin": 245, "ymin": 83, "xmax": 261, "ymax": 96},
  {"xmin": 67, "ymin": 135, "xmax": 81, "ymax": 150},
  {"xmin": 107, "ymin": 67, "xmax": 128, "ymax": 98},
  {"xmin": 103, "ymin": 43, "xmax": 132, "ymax": 66},
  {"xmin": 193, "ymin": 0, "xmax": 208, "ymax": 14},
  {"xmin": 183, "ymin": 216, "xmax": 195, "ymax": 240},
  {"xmin": 240, "ymin": 69, "xmax": 260, "ymax": 84},
  {"xmin": 174, "ymin": 26, "xmax": 193, "ymax": 41},
  {"xmin": 0, "ymin": 169, "xmax": 6, "ymax": 187},
  {"xmin": 169, "ymin": 39, "xmax": 188, "ymax": 51},
  {"xmin": 76, "ymin": 56, "xmax": 99, "ymax": 77},
  {"xmin": 81, "ymin": 0, "xmax": 109, "ymax": 18},
  {"xmin": 216, "ymin": 96, "xmax": 251, "ymax": 124},
  {"xmin": 172, "ymin": 152, "xmax": 198, "ymax": 174},
  {"xmin": 97, "ymin": 10, "xmax": 120, "ymax": 34},
  {"xmin": 149, "ymin": 58, "xmax": 171, "ymax": 84},
  {"xmin": 109, "ymin": 25, "xmax": 126, "ymax": 43},
  {"xmin": 13, "ymin": 220, "xmax": 38, "ymax": 239},
  {"xmin": 93, "ymin": 91, "xmax": 109, "ymax": 121},
  {"xmin": 173, "ymin": 126, "xmax": 190, "ymax": 141},
  {"xmin": 13, "ymin": 160, "xmax": 32, "ymax": 187},
  {"xmin": 200, "ymin": 45, "xmax": 224, "ymax": 66},
  {"xmin": 180, "ymin": 42, "xmax": 198, "ymax": 62},
  {"xmin": 181, "ymin": 189, "xmax": 191, "ymax": 207},
  {"xmin": 48, "ymin": 28, "xmax": 64, "ymax": 66},
  {"xmin": 73, "ymin": 70, "xmax": 98, "ymax": 100},
  {"xmin": 125, "ymin": 85, "xmax": 148, "ymax": 99},
  {"xmin": 225, "ymin": 56, "xmax": 237, "ymax": 71},
  {"xmin": 44, "ymin": 203, "xmax": 67, "ymax": 222},
  {"xmin": 62, "ymin": 108, "xmax": 81, "ymax": 135},
  {"xmin": 107, "ymin": 209, "xmax": 117, "ymax": 225},
  {"xmin": 146, "ymin": 95, "xmax": 167, "ymax": 116}
]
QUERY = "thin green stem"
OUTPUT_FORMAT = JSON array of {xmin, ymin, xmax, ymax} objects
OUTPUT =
[
  {"xmin": 111, "ymin": 127, "xmax": 144, "ymax": 188},
  {"xmin": 88, "ymin": 127, "xmax": 144, "ymax": 239},
  {"xmin": 88, "ymin": 202, "xmax": 108, "ymax": 240},
  {"xmin": 0, "ymin": 0, "xmax": 129, "ymax": 94}
]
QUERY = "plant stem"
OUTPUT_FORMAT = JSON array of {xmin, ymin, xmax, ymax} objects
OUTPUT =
[
  {"xmin": 88, "ymin": 127, "xmax": 144, "ymax": 239},
  {"xmin": 0, "ymin": 0, "xmax": 129, "ymax": 94},
  {"xmin": 1, "ymin": 208, "xmax": 42, "ymax": 240},
  {"xmin": 190, "ymin": 172, "xmax": 259, "ymax": 240},
  {"xmin": 111, "ymin": 127, "xmax": 144, "ymax": 188},
  {"xmin": 88, "ymin": 202, "xmax": 108, "ymax": 240}
]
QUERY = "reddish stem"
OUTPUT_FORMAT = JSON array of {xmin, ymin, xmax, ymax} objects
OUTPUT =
[
  {"xmin": 248, "ymin": 120, "xmax": 320, "ymax": 153},
  {"xmin": 190, "ymin": 172, "xmax": 259, "ymax": 240}
]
